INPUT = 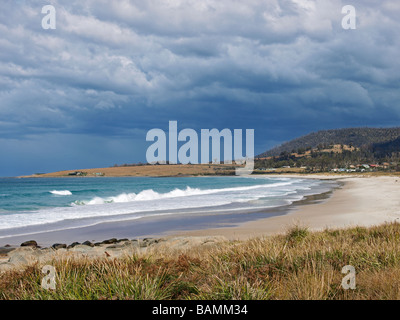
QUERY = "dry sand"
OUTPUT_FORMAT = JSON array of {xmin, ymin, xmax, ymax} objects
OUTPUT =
[{"xmin": 174, "ymin": 175, "xmax": 400, "ymax": 240}]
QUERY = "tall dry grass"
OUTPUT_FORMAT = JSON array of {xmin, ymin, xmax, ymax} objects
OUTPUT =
[{"xmin": 2, "ymin": 222, "xmax": 400, "ymax": 300}]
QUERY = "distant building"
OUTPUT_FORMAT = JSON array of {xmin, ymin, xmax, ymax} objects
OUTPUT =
[{"xmin": 68, "ymin": 171, "xmax": 85, "ymax": 176}]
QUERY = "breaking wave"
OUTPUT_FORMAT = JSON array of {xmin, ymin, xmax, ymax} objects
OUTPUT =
[
  {"xmin": 50, "ymin": 190, "xmax": 72, "ymax": 196},
  {"xmin": 72, "ymin": 182, "xmax": 293, "ymax": 206}
]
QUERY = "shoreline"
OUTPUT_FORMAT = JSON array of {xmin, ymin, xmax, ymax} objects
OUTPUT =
[
  {"xmin": 1, "ymin": 174, "xmax": 399, "ymax": 246},
  {"xmin": 173, "ymin": 175, "xmax": 400, "ymax": 240},
  {"xmin": 0, "ymin": 174, "xmax": 338, "ymax": 247}
]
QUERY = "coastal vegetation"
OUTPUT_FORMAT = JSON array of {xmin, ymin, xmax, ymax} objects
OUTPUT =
[
  {"xmin": 259, "ymin": 127, "xmax": 400, "ymax": 158},
  {"xmin": 255, "ymin": 144, "xmax": 400, "ymax": 173},
  {"xmin": 256, "ymin": 127, "xmax": 400, "ymax": 173},
  {"xmin": 2, "ymin": 222, "xmax": 400, "ymax": 300}
]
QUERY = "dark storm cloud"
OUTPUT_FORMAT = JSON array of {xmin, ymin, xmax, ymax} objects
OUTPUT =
[{"xmin": 0, "ymin": 0, "xmax": 399, "ymax": 175}]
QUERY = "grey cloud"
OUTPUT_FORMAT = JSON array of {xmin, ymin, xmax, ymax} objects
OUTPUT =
[{"xmin": 0, "ymin": 0, "xmax": 399, "ymax": 176}]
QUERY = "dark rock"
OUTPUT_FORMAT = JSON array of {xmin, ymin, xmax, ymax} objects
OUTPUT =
[
  {"xmin": 67, "ymin": 242, "xmax": 80, "ymax": 249},
  {"xmin": 144, "ymin": 238, "xmax": 159, "ymax": 246},
  {"xmin": 101, "ymin": 238, "xmax": 118, "ymax": 245},
  {"xmin": 120, "ymin": 240, "xmax": 133, "ymax": 246},
  {"xmin": 0, "ymin": 247, "xmax": 15, "ymax": 255},
  {"xmin": 21, "ymin": 240, "xmax": 38, "ymax": 248},
  {"xmin": 139, "ymin": 240, "xmax": 152, "ymax": 248},
  {"xmin": 106, "ymin": 244, "xmax": 123, "ymax": 249},
  {"xmin": 94, "ymin": 242, "xmax": 103, "ymax": 246},
  {"xmin": 82, "ymin": 241, "xmax": 94, "ymax": 247},
  {"xmin": 117, "ymin": 238, "xmax": 129, "ymax": 243},
  {"xmin": 51, "ymin": 243, "xmax": 67, "ymax": 250},
  {"xmin": 4, "ymin": 244, "xmax": 11, "ymax": 248}
]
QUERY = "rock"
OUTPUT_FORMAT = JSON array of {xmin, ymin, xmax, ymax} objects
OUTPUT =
[
  {"xmin": 4, "ymin": 244, "xmax": 11, "ymax": 248},
  {"xmin": 139, "ymin": 240, "xmax": 148, "ymax": 248},
  {"xmin": 106, "ymin": 244, "xmax": 124, "ymax": 249},
  {"xmin": 101, "ymin": 238, "xmax": 118, "ymax": 245},
  {"xmin": 69, "ymin": 245, "xmax": 94, "ymax": 253},
  {"xmin": 9, "ymin": 254, "xmax": 28, "ymax": 265},
  {"xmin": 123, "ymin": 240, "xmax": 137, "ymax": 247},
  {"xmin": 144, "ymin": 238, "xmax": 159, "ymax": 246},
  {"xmin": 118, "ymin": 238, "xmax": 129, "ymax": 243},
  {"xmin": 67, "ymin": 242, "xmax": 80, "ymax": 249},
  {"xmin": 51, "ymin": 243, "xmax": 67, "ymax": 250},
  {"xmin": 20, "ymin": 240, "xmax": 38, "ymax": 248},
  {"xmin": 82, "ymin": 241, "xmax": 94, "ymax": 247},
  {"xmin": 0, "ymin": 247, "xmax": 15, "ymax": 255},
  {"xmin": 0, "ymin": 262, "xmax": 14, "ymax": 273},
  {"xmin": 8, "ymin": 247, "xmax": 37, "ymax": 266},
  {"xmin": 152, "ymin": 236, "xmax": 227, "ymax": 251}
]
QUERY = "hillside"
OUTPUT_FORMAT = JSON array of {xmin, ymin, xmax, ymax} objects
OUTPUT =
[{"xmin": 259, "ymin": 127, "xmax": 400, "ymax": 158}]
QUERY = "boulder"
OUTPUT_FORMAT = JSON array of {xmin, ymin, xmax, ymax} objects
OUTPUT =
[
  {"xmin": 67, "ymin": 242, "xmax": 80, "ymax": 249},
  {"xmin": 20, "ymin": 240, "xmax": 38, "ymax": 248},
  {"xmin": 51, "ymin": 243, "xmax": 67, "ymax": 250},
  {"xmin": 143, "ymin": 238, "xmax": 159, "ymax": 246},
  {"xmin": 82, "ymin": 241, "xmax": 94, "ymax": 247},
  {"xmin": 68, "ymin": 245, "xmax": 95, "ymax": 253},
  {"xmin": 7, "ymin": 247, "xmax": 37, "ymax": 266},
  {"xmin": 0, "ymin": 247, "xmax": 15, "ymax": 255},
  {"xmin": 101, "ymin": 238, "xmax": 118, "ymax": 245}
]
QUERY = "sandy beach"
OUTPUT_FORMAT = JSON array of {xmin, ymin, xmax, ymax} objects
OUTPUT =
[{"xmin": 173, "ymin": 174, "xmax": 400, "ymax": 240}]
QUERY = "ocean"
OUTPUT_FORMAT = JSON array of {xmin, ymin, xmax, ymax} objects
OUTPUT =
[{"xmin": 0, "ymin": 176, "xmax": 336, "ymax": 243}]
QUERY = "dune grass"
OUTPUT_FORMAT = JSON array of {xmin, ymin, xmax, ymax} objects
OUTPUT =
[{"xmin": 2, "ymin": 222, "xmax": 400, "ymax": 300}]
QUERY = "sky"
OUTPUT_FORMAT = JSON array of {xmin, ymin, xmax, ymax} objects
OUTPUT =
[{"xmin": 0, "ymin": 0, "xmax": 400, "ymax": 176}]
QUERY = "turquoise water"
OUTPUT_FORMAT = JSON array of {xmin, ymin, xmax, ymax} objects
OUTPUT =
[{"xmin": 0, "ymin": 176, "xmax": 333, "ymax": 236}]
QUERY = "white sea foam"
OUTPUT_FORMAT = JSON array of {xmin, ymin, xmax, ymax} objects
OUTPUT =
[
  {"xmin": 72, "ymin": 182, "xmax": 295, "ymax": 206},
  {"xmin": 50, "ymin": 190, "xmax": 72, "ymax": 196}
]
